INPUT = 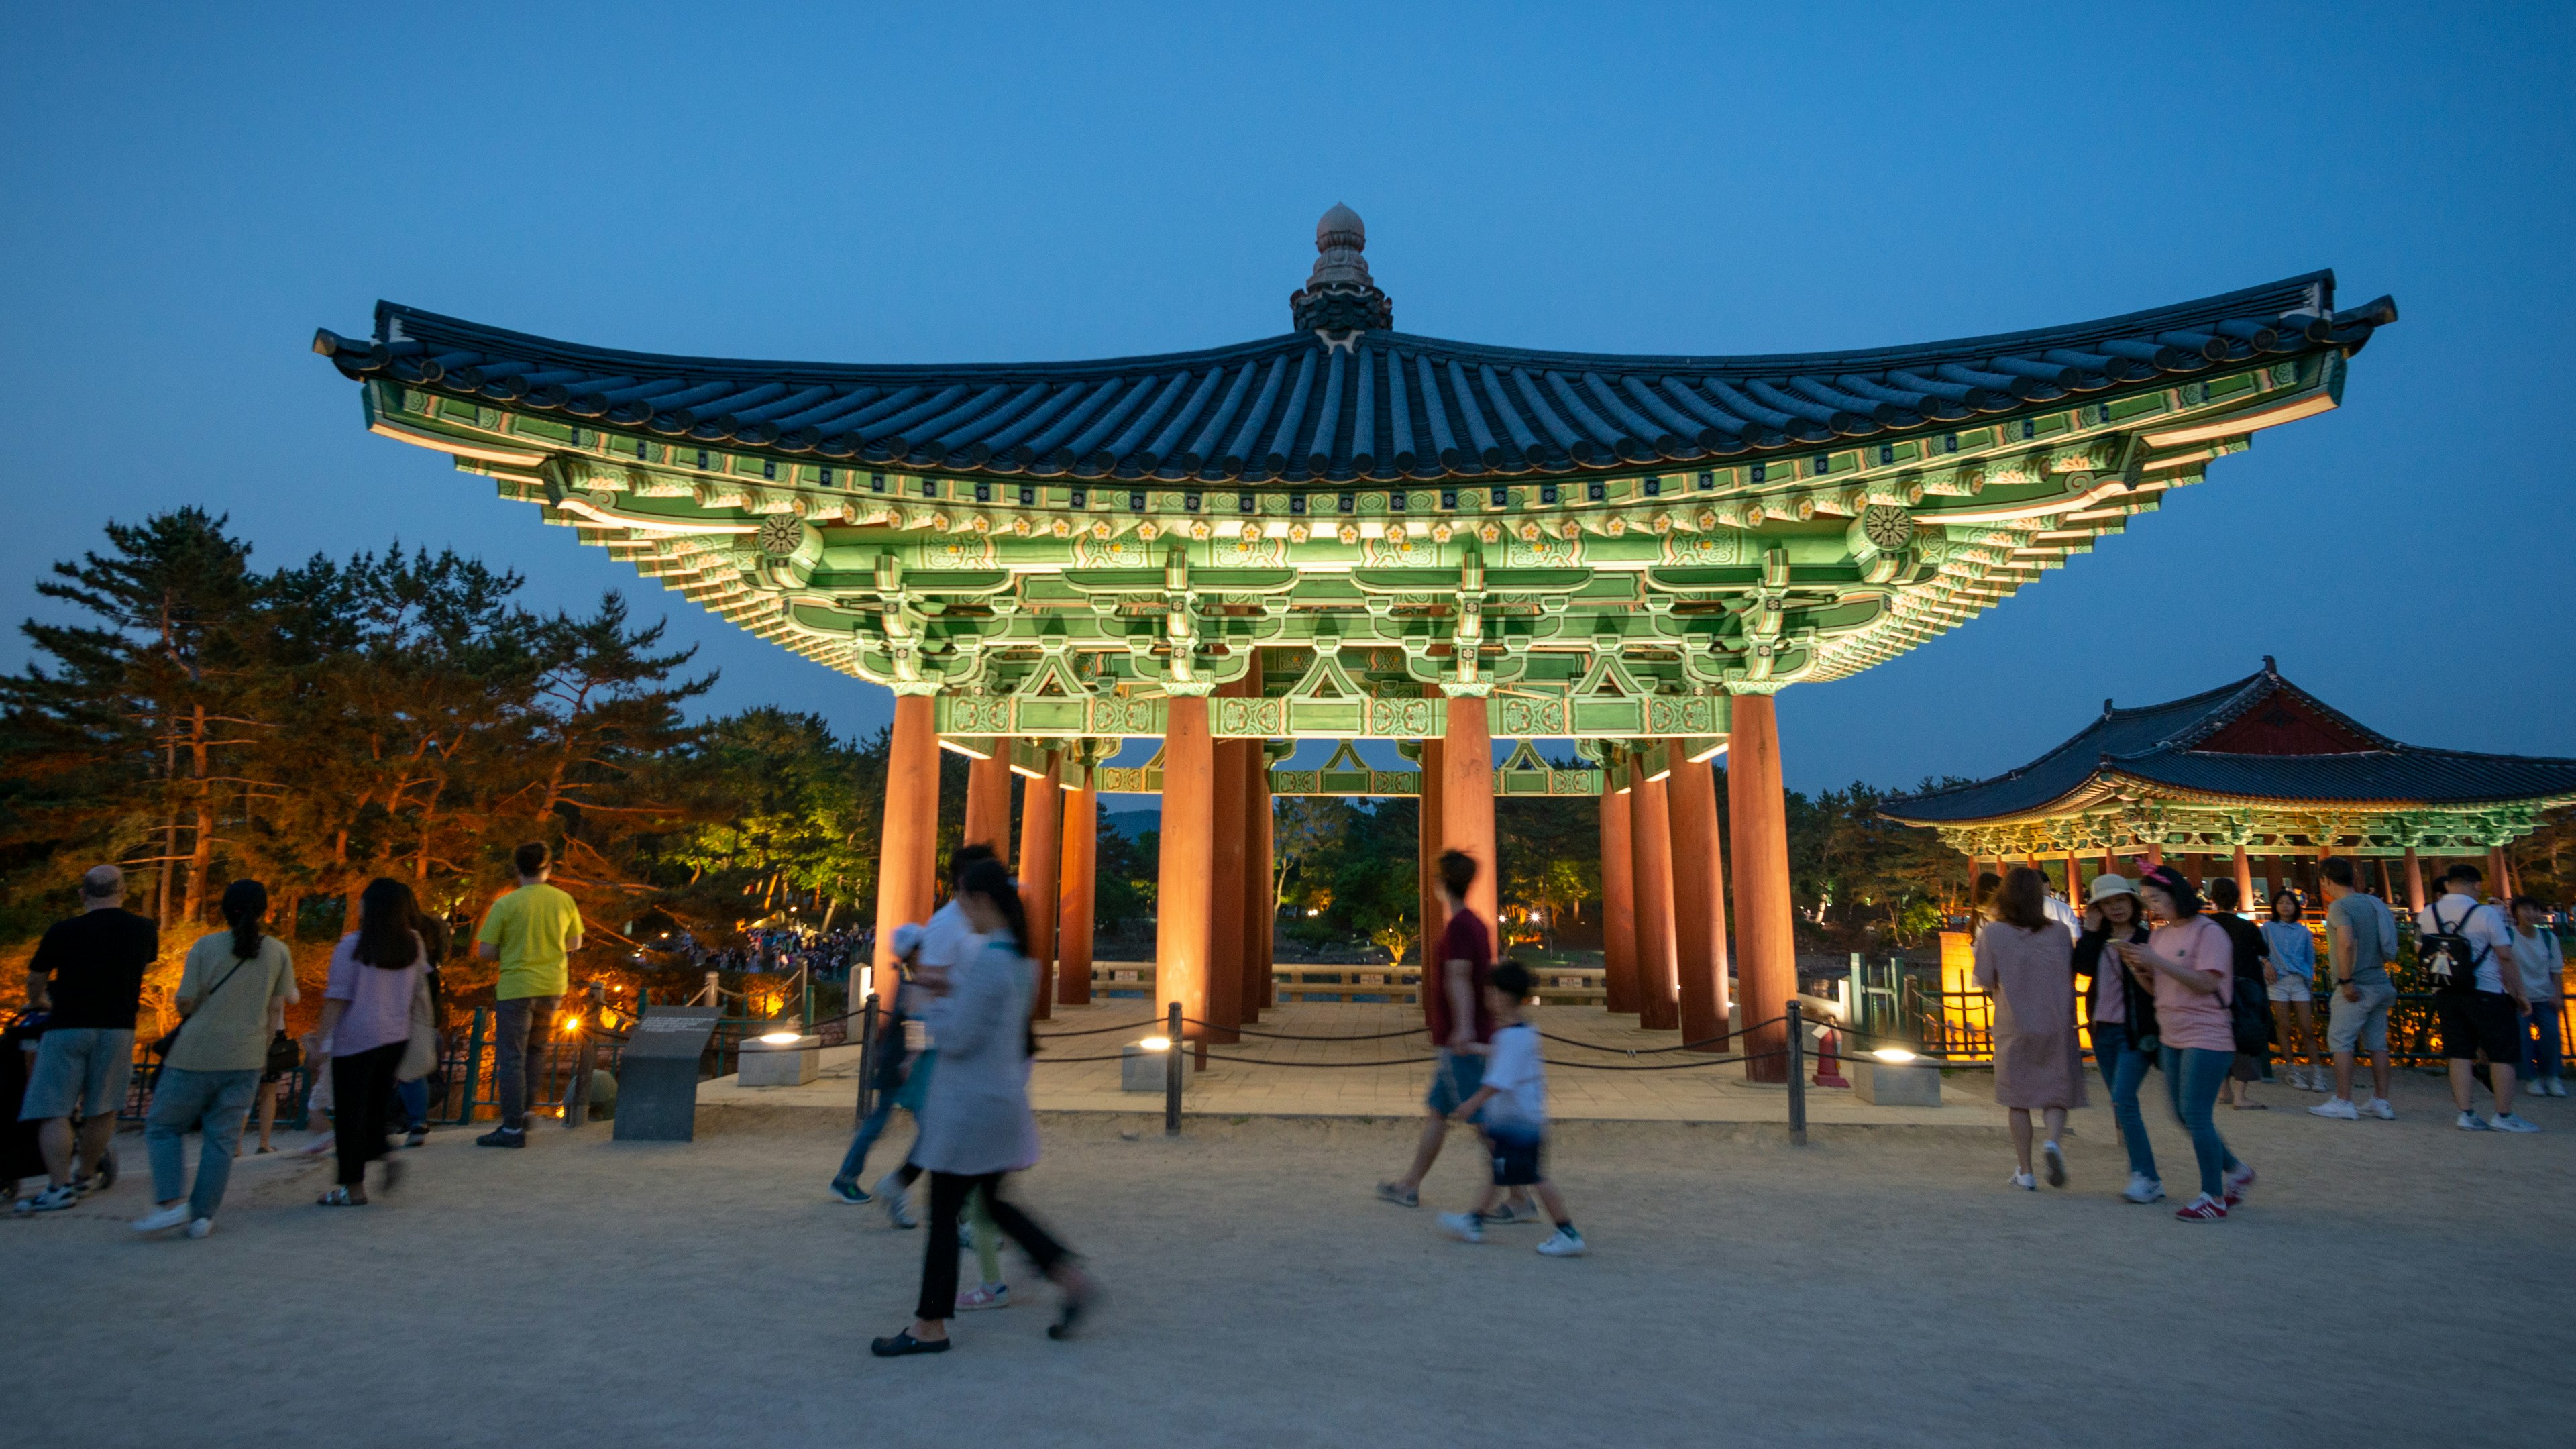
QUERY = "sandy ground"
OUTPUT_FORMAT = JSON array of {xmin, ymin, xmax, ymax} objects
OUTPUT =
[{"xmin": 5, "ymin": 1067, "xmax": 2571, "ymax": 1449}]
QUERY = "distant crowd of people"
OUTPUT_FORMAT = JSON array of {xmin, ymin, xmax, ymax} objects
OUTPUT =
[
  {"xmin": 1972, "ymin": 855, "xmax": 2563, "ymax": 1222},
  {"xmin": 665, "ymin": 923, "xmax": 869, "ymax": 983}
]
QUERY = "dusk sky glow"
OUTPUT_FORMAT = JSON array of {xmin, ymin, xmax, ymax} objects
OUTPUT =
[{"xmin": 7, "ymin": 4, "xmax": 2569, "ymax": 796}]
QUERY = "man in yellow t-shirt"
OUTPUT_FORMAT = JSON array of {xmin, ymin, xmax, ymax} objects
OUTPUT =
[{"xmin": 473, "ymin": 841, "xmax": 584, "ymax": 1146}]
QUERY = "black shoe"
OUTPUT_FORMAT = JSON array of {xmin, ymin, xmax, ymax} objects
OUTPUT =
[
  {"xmin": 474, "ymin": 1128, "xmax": 525, "ymax": 1149},
  {"xmin": 869, "ymin": 1331, "xmax": 950, "ymax": 1358}
]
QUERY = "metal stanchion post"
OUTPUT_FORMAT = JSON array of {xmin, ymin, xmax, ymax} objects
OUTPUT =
[
  {"xmin": 1164, "ymin": 1000, "xmax": 1183, "ymax": 1137},
  {"xmin": 1786, "ymin": 998, "xmax": 1807, "ymax": 1146},
  {"xmin": 461, "ymin": 1008, "xmax": 489, "ymax": 1125},
  {"xmin": 566, "ymin": 1020, "xmax": 595, "ymax": 1130},
  {"xmin": 855, "ymin": 994, "xmax": 879, "ymax": 1129}
]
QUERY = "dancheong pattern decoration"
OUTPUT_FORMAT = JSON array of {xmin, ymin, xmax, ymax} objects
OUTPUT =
[
  {"xmin": 1880, "ymin": 662, "xmax": 2576, "ymax": 857},
  {"xmin": 316, "ymin": 209, "xmax": 2394, "ymax": 794}
]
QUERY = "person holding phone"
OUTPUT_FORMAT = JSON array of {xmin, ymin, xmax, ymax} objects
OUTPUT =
[{"xmin": 2114, "ymin": 864, "xmax": 2256, "ymax": 1222}]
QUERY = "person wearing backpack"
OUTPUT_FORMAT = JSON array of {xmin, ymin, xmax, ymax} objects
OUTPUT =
[
  {"xmin": 2113, "ymin": 865, "xmax": 2256, "ymax": 1222},
  {"xmin": 134, "ymin": 880, "xmax": 298, "ymax": 1238},
  {"xmin": 2204, "ymin": 878, "xmax": 2274, "ymax": 1110},
  {"xmin": 2417, "ymin": 864, "xmax": 2536, "ymax": 1132}
]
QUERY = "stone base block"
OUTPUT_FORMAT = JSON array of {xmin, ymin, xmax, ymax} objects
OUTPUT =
[
  {"xmin": 1851, "ymin": 1057, "xmax": 1943, "ymax": 1107},
  {"xmin": 738, "ymin": 1040, "xmax": 821, "ymax": 1087},
  {"xmin": 1120, "ymin": 1042, "xmax": 1193, "ymax": 1093}
]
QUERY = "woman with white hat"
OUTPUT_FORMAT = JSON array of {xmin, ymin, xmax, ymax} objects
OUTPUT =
[{"xmin": 2074, "ymin": 871, "xmax": 2165, "ymax": 1203}]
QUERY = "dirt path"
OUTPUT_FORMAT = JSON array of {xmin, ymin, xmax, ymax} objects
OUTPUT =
[{"xmin": 5, "ymin": 1068, "xmax": 2570, "ymax": 1448}]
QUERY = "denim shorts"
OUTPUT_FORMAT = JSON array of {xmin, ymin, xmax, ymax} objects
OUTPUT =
[
  {"xmin": 19, "ymin": 1028, "xmax": 136, "ymax": 1121},
  {"xmin": 1427, "ymin": 1051, "xmax": 1485, "ymax": 1114}
]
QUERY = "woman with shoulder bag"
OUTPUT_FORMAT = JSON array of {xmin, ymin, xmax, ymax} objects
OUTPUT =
[
  {"xmin": 315, "ymin": 878, "xmax": 432, "ymax": 1207},
  {"xmin": 2116, "ymin": 865, "xmax": 2257, "ymax": 1222},
  {"xmin": 135, "ymin": 880, "xmax": 299, "ymax": 1237},
  {"xmin": 2075, "ymin": 873, "xmax": 2164, "ymax": 1203}
]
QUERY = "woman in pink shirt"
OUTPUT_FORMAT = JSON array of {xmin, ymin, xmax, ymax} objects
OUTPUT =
[{"xmin": 2114, "ymin": 864, "xmax": 2257, "ymax": 1222}]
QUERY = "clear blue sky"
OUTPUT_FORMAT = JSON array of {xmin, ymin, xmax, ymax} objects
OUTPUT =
[{"xmin": 6, "ymin": 3, "xmax": 2570, "ymax": 795}]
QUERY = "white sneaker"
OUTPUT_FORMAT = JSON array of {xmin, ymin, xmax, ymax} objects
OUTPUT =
[
  {"xmin": 131, "ymin": 1203, "xmax": 189, "ymax": 1234},
  {"xmin": 2490, "ymin": 1113, "xmax": 2541, "ymax": 1134},
  {"xmin": 2547, "ymin": 1079, "xmax": 2569, "ymax": 1098},
  {"xmin": 2457, "ymin": 1111, "xmax": 2491, "ymax": 1132},
  {"xmin": 2122, "ymin": 1173, "xmax": 2166, "ymax": 1204},
  {"xmin": 1436, "ymin": 1210, "xmax": 1484, "ymax": 1244},
  {"xmin": 186, "ymin": 1217, "xmax": 213, "ymax": 1239},
  {"xmin": 2363, "ymin": 1098, "xmax": 2396, "ymax": 1120},
  {"xmin": 2008, "ymin": 1171, "xmax": 2036, "ymax": 1191},
  {"xmin": 1535, "ymin": 1228, "xmax": 1587, "ymax": 1257},
  {"xmin": 873, "ymin": 1172, "xmax": 916, "ymax": 1228},
  {"xmin": 2042, "ymin": 1141, "xmax": 2066, "ymax": 1188},
  {"xmin": 2308, "ymin": 1097, "xmax": 2360, "ymax": 1120}
]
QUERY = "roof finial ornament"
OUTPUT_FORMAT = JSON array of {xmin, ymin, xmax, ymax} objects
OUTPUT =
[
  {"xmin": 1291, "ymin": 203, "xmax": 1393, "ymax": 342},
  {"xmin": 2262, "ymin": 655, "xmax": 2277, "ymax": 675}
]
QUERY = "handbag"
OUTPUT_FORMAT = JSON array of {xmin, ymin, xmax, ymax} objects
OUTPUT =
[
  {"xmin": 395, "ymin": 972, "xmax": 439, "ymax": 1082},
  {"xmin": 264, "ymin": 1030, "xmax": 303, "ymax": 1078}
]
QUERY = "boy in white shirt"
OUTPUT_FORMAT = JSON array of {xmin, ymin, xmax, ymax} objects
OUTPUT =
[{"xmin": 1437, "ymin": 961, "xmax": 1585, "ymax": 1257}]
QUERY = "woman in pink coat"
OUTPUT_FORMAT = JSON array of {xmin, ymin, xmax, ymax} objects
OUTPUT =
[{"xmin": 1975, "ymin": 866, "xmax": 2087, "ymax": 1191}]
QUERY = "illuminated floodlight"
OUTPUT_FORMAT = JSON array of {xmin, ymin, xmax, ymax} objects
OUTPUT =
[
  {"xmin": 1871, "ymin": 1046, "xmax": 1917, "ymax": 1063},
  {"xmin": 758, "ymin": 1030, "xmax": 802, "ymax": 1046},
  {"xmin": 1139, "ymin": 1036, "xmax": 1173, "ymax": 1052}
]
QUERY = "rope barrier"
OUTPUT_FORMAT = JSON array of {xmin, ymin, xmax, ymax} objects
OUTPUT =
[
  {"xmin": 1532, "ymin": 1014, "xmax": 1788, "ymax": 1055},
  {"xmin": 1184, "ymin": 1018, "xmax": 1426, "ymax": 1042},
  {"xmin": 1032, "ymin": 1014, "xmax": 1168, "ymax": 1039}
]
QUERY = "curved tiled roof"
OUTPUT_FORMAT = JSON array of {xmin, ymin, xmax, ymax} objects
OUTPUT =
[
  {"xmin": 1883, "ymin": 665, "xmax": 2576, "ymax": 823},
  {"xmin": 314, "ymin": 270, "xmax": 2393, "ymax": 488}
]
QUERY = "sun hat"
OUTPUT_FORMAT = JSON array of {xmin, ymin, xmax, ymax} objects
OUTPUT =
[{"xmin": 2087, "ymin": 873, "xmax": 2137, "ymax": 904}]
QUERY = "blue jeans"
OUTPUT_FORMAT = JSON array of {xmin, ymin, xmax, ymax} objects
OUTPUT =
[
  {"xmin": 492, "ymin": 995, "xmax": 559, "ymax": 1131},
  {"xmin": 2094, "ymin": 1031, "xmax": 2159, "ymax": 1184},
  {"xmin": 144, "ymin": 1067, "xmax": 259, "ymax": 1220},
  {"xmin": 396, "ymin": 1077, "xmax": 429, "ymax": 1131},
  {"xmin": 835, "ymin": 1097, "xmax": 898, "ymax": 1186},
  {"xmin": 2159, "ymin": 1045, "xmax": 2243, "ymax": 1200},
  {"xmin": 2529, "ymin": 1001, "xmax": 2565, "ymax": 1082}
]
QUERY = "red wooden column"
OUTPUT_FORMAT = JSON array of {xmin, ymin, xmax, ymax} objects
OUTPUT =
[
  {"xmin": 1249, "ymin": 758, "xmax": 1275, "ymax": 1013},
  {"xmin": 873, "ymin": 694, "xmax": 941, "ymax": 973},
  {"xmin": 1417, "ymin": 737, "xmax": 1446, "ymax": 976},
  {"xmin": 2098, "ymin": 846, "xmax": 2117, "ymax": 878},
  {"xmin": 2233, "ymin": 846, "xmax": 2255, "ymax": 916},
  {"xmin": 2403, "ymin": 846, "xmax": 2426, "ymax": 910},
  {"xmin": 1599, "ymin": 766, "xmax": 1639, "ymax": 1015},
  {"xmin": 2065, "ymin": 849, "xmax": 2083, "ymax": 902},
  {"xmin": 2144, "ymin": 841, "xmax": 2165, "ymax": 867},
  {"xmin": 1666, "ymin": 743, "xmax": 1731, "ymax": 1049},
  {"xmin": 1442, "ymin": 696, "xmax": 1500, "ymax": 938},
  {"xmin": 2489, "ymin": 845, "xmax": 2510, "ymax": 901},
  {"xmin": 1629, "ymin": 768, "xmax": 1680, "ymax": 1031},
  {"xmin": 1016, "ymin": 747, "xmax": 1061, "ymax": 1020},
  {"xmin": 1727, "ymin": 694, "xmax": 1795, "ymax": 1083},
  {"xmin": 1157, "ymin": 697, "xmax": 1216, "ymax": 1042},
  {"xmin": 1056, "ymin": 763, "xmax": 1096, "ymax": 1005},
  {"xmin": 1207, "ymin": 681, "xmax": 1250, "ymax": 1042},
  {"xmin": 963, "ymin": 745, "xmax": 1014, "ymax": 861}
]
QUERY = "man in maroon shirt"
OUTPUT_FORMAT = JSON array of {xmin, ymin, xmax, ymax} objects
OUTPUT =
[{"xmin": 1377, "ymin": 851, "xmax": 1535, "ymax": 1220}]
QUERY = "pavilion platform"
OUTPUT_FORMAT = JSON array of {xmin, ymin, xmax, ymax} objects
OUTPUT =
[{"xmin": 694, "ymin": 991, "xmax": 2004, "ymax": 1131}]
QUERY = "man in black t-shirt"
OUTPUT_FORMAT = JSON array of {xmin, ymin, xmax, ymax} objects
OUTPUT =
[{"xmin": 13, "ymin": 865, "xmax": 158, "ymax": 1214}]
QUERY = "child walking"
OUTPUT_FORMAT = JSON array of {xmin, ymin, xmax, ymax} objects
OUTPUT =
[{"xmin": 1436, "ymin": 961, "xmax": 1586, "ymax": 1258}]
